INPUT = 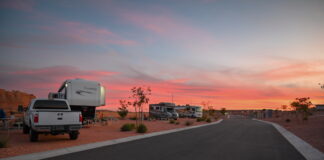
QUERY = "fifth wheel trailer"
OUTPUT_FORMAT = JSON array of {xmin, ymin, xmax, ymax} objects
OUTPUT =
[{"xmin": 48, "ymin": 79, "xmax": 105, "ymax": 120}]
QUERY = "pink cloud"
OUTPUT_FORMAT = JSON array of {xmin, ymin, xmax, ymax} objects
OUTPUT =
[
  {"xmin": 254, "ymin": 62, "xmax": 324, "ymax": 80},
  {"xmin": 121, "ymin": 11, "xmax": 218, "ymax": 49},
  {"xmin": 0, "ymin": 66, "xmax": 117, "ymax": 97},
  {"xmin": 1, "ymin": 63, "xmax": 324, "ymax": 111},
  {"xmin": 37, "ymin": 21, "xmax": 137, "ymax": 46}
]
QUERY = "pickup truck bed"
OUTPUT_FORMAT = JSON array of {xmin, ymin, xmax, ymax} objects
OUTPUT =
[
  {"xmin": 31, "ymin": 111, "xmax": 82, "ymax": 132},
  {"xmin": 24, "ymin": 99, "xmax": 82, "ymax": 142}
]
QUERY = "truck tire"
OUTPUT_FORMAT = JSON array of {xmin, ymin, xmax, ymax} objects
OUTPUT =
[
  {"xmin": 29, "ymin": 129, "xmax": 38, "ymax": 142},
  {"xmin": 23, "ymin": 124, "xmax": 30, "ymax": 134},
  {"xmin": 69, "ymin": 131, "xmax": 79, "ymax": 140}
]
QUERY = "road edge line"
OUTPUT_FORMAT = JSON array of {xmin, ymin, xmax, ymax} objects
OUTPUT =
[
  {"xmin": 1, "ymin": 119, "xmax": 223, "ymax": 160},
  {"xmin": 254, "ymin": 119, "xmax": 324, "ymax": 160}
]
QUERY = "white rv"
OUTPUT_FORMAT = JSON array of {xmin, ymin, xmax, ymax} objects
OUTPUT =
[
  {"xmin": 48, "ymin": 79, "xmax": 105, "ymax": 120},
  {"xmin": 175, "ymin": 105, "xmax": 203, "ymax": 118},
  {"xmin": 149, "ymin": 102, "xmax": 179, "ymax": 120}
]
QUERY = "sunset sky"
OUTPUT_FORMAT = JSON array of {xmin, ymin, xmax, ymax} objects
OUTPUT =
[{"xmin": 0, "ymin": 0, "xmax": 324, "ymax": 111}]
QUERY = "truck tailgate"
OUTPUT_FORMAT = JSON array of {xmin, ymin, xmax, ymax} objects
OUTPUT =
[{"xmin": 35, "ymin": 112, "xmax": 81, "ymax": 126}]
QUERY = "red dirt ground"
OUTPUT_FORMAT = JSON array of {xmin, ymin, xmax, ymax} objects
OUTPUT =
[
  {"xmin": 263, "ymin": 111, "xmax": 324, "ymax": 153},
  {"xmin": 0, "ymin": 118, "xmax": 212, "ymax": 158}
]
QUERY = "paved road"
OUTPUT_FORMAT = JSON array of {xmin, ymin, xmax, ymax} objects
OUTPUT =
[{"xmin": 44, "ymin": 119, "xmax": 306, "ymax": 160}]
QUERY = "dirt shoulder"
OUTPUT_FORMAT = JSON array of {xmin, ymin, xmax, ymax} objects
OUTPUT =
[
  {"xmin": 263, "ymin": 112, "xmax": 324, "ymax": 153},
  {"xmin": 0, "ymin": 118, "xmax": 213, "ymax": 158}
]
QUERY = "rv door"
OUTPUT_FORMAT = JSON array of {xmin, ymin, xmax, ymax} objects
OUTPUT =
[{"xmin": 100, "ymin": 86, "xmax": 105, "ymax": 106}]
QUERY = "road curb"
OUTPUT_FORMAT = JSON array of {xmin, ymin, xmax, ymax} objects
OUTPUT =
[
  {"xmin": 254, "ymin": 119, "xmax": 324, "ymax": 160},
  {"xmin": 1, "ymin": 119, "xmax": 223, "ymax": 160}
]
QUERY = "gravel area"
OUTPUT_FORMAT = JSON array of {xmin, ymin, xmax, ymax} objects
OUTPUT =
[
  {"xmin": 263, "ymin": 111, "xmax": 324, "ymax": 153},
  {"xmin": 0, "ymin": 118, "xmax": 209, "ymax": 158}
]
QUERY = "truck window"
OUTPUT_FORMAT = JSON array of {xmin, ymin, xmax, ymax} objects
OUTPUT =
[{"xmin": 33, "ymin": 100, "xmax": 68, "ymax": 109}]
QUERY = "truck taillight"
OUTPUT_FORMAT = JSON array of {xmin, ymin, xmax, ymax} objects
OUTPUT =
[
  {"xmin": 79, "ymin": 114, "xmax": 83, "ymax": 122},
  {"xmin": 34, "ymin": 114, "xmax": 39, "ymax": 123}
]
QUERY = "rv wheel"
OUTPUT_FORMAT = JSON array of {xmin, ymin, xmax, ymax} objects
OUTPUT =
[
  {"xmin": 23, "ymin": 124, "xmax": 30, "ymax": 134},
  {"xmin": 29, "ymin": 129, "xmax": 38, "ymax": 142}
]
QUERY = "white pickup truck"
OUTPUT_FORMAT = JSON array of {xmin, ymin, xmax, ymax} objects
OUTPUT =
[{"xmin": 23, "ymin": 99, "xmax": 82, "ymax": 142}]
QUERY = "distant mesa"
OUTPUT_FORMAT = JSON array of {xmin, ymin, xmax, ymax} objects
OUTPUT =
[{"xmin": 0, "ymin": 89, "xmax": 36, "ymax": 112}]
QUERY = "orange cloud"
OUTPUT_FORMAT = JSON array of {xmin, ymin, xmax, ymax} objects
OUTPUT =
[
  {"xmin": 1, "ymin": 63, "xmax": 324, "ymax": 111},
  {"xmin": 254, "ymin": 62, "xmax": 324, "ymax": 81}
]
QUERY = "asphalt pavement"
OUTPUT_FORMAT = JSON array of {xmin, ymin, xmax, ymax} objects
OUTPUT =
[{"xmin": 44, "ymin": 119, "xmax": 306, "ymax": 160}]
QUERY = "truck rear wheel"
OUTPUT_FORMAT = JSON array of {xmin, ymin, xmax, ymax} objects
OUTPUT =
[
  {"xmin": 23, "ymin": 124, "xmax": 30, "ymax": 134},
  {"xmin": 29, "ymin": 129, "xmax": 38, "ymax": 142},
  {"xmin": 69, "ymin": 131, "xmax": 79, "ymax": 140}
]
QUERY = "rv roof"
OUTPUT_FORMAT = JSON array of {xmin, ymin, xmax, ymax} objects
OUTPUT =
[{"xmin": 58, "ymin": 79, "xmax": 100, "ymax": 92}]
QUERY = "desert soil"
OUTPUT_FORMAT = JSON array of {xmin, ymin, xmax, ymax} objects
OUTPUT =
[
  {"xmin": 263, "ymin": 111, "xmax": 324, "ymax": 153},
  {"xmin": 0, "ymin": 118, "xmax": 211, "ymax": 158}
]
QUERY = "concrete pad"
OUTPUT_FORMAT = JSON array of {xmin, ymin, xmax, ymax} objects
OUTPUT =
[
  {"xmin": 254, "ymin": 119, "xmax": 324, "ymax": 160},
  {"xmin": 0, "ymin": 119, "xmax": 223, "ymax": 160}
]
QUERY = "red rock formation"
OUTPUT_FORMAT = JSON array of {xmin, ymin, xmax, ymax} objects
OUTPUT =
[{"xmin": 0, "ymin": 89, "xmax": 36, "ymax": 112}]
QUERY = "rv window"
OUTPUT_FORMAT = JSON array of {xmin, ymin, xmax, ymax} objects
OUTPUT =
[
  {"xmin": 166, "ymin": 108, "xmax": 173, "ymax": 112},
  {"xmin": 33, "ymin": 100, "xmax": 68, "ymax": 110},
  {"xmin": 156, "ymin": 107, "xmax": 160, "ymax": 110}
]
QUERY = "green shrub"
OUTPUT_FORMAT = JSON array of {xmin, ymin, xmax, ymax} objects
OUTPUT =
[
  {"xmin": 169, "ymin": 119, "xmax": 175, "ymax": 124},
  {"xmin": 117, "ymin": 100, "xmax": 129, "ymax": 119},
  {"xmin": 136, "ymin": 124, "xmax": 148, "ymax": 133},
  {"xmin": 130, "ymin": 123, "xmax": 135, "ymax": 129},
  {"xmin": 206, "ymin": 118, "xmax": 211, "ymax": 123},
  {"xmin": 0, "ymin": 135, "xmax": 9, "ymax": 148},
  {"xmin": 197, "ymin": 116, "xmax": 207, "ymax": 122},
  {"xmin": 117, "ymin": 110, "xmax": 128, "ymax": 119},
  {"xmin": 129, "ymin": 117, "xmax": 137, "ymax": 120},
  {"xmin": 120, "ymin": 123, "xmax": 135, "ymax": 131},
  {"xmin": 185, "ymin": 121, "xmax": 193, "ymax": 126},
  {"xmin": 285, "ymin": 119, "xmax": 291, "ymax": 123}
]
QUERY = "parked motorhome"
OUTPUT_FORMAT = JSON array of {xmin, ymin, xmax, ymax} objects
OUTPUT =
[
  {"xmin": 175, "ymin": 105, "xmax": 203, "ymax": 118},
  {"xmin": 149, "ymin": 102, "xmax": 179, "ymax": 120},
  {"xmin": 48, "ymin": 79, "xmax": 105, "ymax": 120},
  {"xmin": 315, "ymin": 104, "xmax": 324, "ymax": 111}
]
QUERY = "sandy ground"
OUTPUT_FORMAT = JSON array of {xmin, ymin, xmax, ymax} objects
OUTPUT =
[
  {"xmin": 263, "ymin": 111, "xmax": 324, "ymax": 153},
  {"xmin": 0, "ymin": 118, "xmax": 211, "ymax": 158}
]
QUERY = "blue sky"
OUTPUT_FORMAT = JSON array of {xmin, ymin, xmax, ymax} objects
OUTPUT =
[{"xmin": 0, "ymin": 0, "xmax": 324, "ymax": 110}]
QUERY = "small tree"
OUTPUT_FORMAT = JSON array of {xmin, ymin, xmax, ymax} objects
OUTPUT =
[
  {"xmin": 17, "ymin": 105, "xmax": 24, "ymax": 113},
  {"xmin": 220, "ymin": 108, "xmax": 226, "ymax": 116},
  {"xmin": 281, "ymin": 105, "xmax": 287, "ymax": 111},
  {"xmin": 117, "ymin": 100, "xmax": 129, "ymax": 119},
  {"xmin": 290, "ymin": 97, "xmax": 312, "ymax": 120},
  {"xmin": 207, "ymin": 106, "xmax": 215, "ymax": 117},
  {"xmin": 201, "ymin": 101, "xmax": 210, "ymax": 110},
  {"xmin": 129, "ymin": 86, "xmax": 151, "ymax": 127},
  {"xmin": 319, "ymin": 83, "xmax": 324, "ymax": 89}
]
